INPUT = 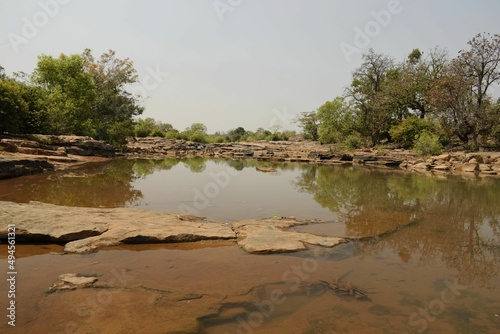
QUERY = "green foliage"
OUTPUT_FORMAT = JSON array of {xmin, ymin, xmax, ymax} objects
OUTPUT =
[
  {"xmin": 296, "ymin": 111, "xmax": 319, "ymax": 140},
  {"xmin": 389, "ymin": 117, "xmax": 437, "ymax": 149},
  {"xmin": 0, "ymin": 77, "xmax": 29, "ymax": 133},
  {"xmin": 188, "ymin": 130, "xmax": 208, "ymax": 143},
  {"xmin": 134, "ymin": 118, "xmax": 173, "ymax": 138},
  {"xmin": 317, "ymin": 97, "xmax": 356, "ymax": 144},
  {"xmin": 413, "ymin": 130, "xmax": 442, "ymax": 156},
  {"xmin": 345, "ymin": 132, "xmax": 364, "ymax": 149},
  {"xmin": 2, "ymin": 49, "xmax": 145, "ymax": 147},
  {"xmin": 33, "ymin": 53, "xmax": 96, "ymax": 134},
  {"xmin": 227, "ymin": 127, "xmax": 247, "ymax": 142}
]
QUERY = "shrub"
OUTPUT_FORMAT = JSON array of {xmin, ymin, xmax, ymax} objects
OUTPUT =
[
  {"xmin": 389, "ymin": 117, "xmax": 436, "ymax": 149},
  {"xmin": 413, "ymin": 130, "xmax": 442, "ymax": 156},
  {"xmin": 188, "ymin": 130, "xmax": 208, "ymax": 143},
  {"xmin": 345, "ymin": 132, "xmax": 364, "ymax": 149}
]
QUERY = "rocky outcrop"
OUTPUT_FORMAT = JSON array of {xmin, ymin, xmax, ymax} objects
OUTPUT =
[
  {"xmin": 0, "ymin": 134, "xmax": 115, "ymax": 158},
  {"xmin": 126, "ymin": 138, "xmax": 500, "ymax": 177},
  {"xmin": 0, "ymin": 202, "xmax": 351, "ymax": 254},
  {"xmin": 0, "ymin": 134, "xmax": 114, "ymax": 179},
  {"xmin": 0, "ymin": 201, "xmax": 432, "ymax": 254},
  {"xmin": 0, "ymin": 157, "xmax": 54, "ymax": 179},
  {"xmin": 0, "ymin": 201, "xmax": 235, "ymax": 253}
]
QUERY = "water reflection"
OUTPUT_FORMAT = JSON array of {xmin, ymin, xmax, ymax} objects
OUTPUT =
[
  {"xmin": 292, "ymin": 164, "xmax": 500, "ymax": 287},
  {"xmin": 0, "ymin": 158, "xmax": 499, "ymax": 287}
]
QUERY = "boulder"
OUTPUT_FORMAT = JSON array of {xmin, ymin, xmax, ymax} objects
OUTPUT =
[
  {"xmin": 435, "ymin": 154, "xmax": 451, "ymax": 162},
  {"xmin": 463, "ymin": 163, "xmax": 479, "ymax": 173}
]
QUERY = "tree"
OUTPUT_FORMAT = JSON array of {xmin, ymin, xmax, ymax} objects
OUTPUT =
[
  {"xmin": 430, "ymin": 33, "xmax": 500, "ymax": 147},
  {"xmin": 316, "ymin": 97, "xmax": 355, "ymax": 144},
  {"xmin": 384, "ymin": 47, "xmax": 449, "ymax": 119},
  {"xmin": 227, "ymin": 126, "xmax": 246, "ymax": 142},
  {"xmin": 346, "ymin": 49, "xmax": 395, "ymax": 145},
  {"xmin": 33, "ymin": 53, "xmax": 96, "ymax": 134},
  {"xmin": 182, "ymin": 123, "xmax": 208, "ymax": 143},
  {"xmin": 0, "ymin": 77, "xmax": 29, "ymax": 133},
  {"xmin": 82, "ymin": 49, "xmax": 144, "ymax": 146},
  {"xmin": 458, "ymin": 33, "xmax": 500, "ymax": 111},
  {"xmin": 296, "ymin": 111, "xmax": 319, "ymax": 141}
]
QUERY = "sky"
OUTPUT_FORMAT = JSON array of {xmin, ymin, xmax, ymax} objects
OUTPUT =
[{"xmin": 1, "ymin": 0, "xmax": 499, "ymax": 133}]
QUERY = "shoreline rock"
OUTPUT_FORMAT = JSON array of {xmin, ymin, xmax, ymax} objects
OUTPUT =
[
  {"xmin": 125, "ymin": 138, "xmax": 500, "ymax": 178},
  {"xmin": 0, "ymin": 201, "xmax": 351, "ymax": 254},
  {"xmin": 0, "ymin": 134, "xmax": 114, "ymax": 179},
  {"xmin": 0, "ymin": 201, "xmax": 427, "ymax": 254},
  {"xmin": 1, "ymin": 134, "xmax": 499, "ymax": 179}
]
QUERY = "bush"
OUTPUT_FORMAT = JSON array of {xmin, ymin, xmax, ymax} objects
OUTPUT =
[
  {"xmin": 413, "ymin": 130, "xmax": 442, "ymax": 156},
  {"xmin": 345, "ymin": 132, "xmax": 364, "ymax": 149},
  {"xmin": 389, "ymin": 117, "xmax": 436, "ymax": 149},
  {"xmin": 493, "ymin": 124, "xmax": 500, "ymax": 148},
  {"xmin": 188, "ymin": 130, "xmax": 208, "ymax": 143}
]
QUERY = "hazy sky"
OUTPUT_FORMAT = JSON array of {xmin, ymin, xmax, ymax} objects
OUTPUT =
[{"xmin": 1, "ymin": 0, "xmax": 499, "ymax": 133}]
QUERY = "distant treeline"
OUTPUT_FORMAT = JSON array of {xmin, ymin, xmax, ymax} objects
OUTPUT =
[
  {"xmin": 133, "ymin": 119, "xmax": 297, "ymax": 143},
  {"xmin": 296, "ymin": 33, "xmax": 500, "ymax": 154}
]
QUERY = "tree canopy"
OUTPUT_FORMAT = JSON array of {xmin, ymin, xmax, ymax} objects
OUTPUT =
[{"xmin": 1, "ymin": 49, "xmax": 143, "ymax": 147}]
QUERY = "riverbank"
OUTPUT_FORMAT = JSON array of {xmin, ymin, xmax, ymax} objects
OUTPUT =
[
  {"xmin": 1, "ymin": 134, "xmax": 499, "ymax": 179},
  {"xmin": 126, "ymin": 137, "xmax": 500, "ymax": 177}
]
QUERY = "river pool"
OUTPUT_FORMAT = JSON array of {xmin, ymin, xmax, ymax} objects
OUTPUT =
[{"xmin": 0, "ymin": 158, "xmax": 499, "ymax": 333}]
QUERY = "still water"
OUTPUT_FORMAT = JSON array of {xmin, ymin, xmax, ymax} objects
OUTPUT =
[{"xmin": 0, "ymin": 158, "xmax": 499, "ymax": 333}]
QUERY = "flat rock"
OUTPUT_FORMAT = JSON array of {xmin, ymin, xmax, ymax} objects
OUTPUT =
[
  {"xmin": 433, "ymin": 164, "xmax": 450, "ymax": 171},
  {"xmin": 47, "ymin": 273, "xmax": 98, "ymax": 294},
  {"xmin": 0, "ymin": 201, "xmax": 235, "ymax": 253},
  {"xmin": 463, "ymin": 163, "xmax": 479, "ymax": 173},
  {"xmin": 232, "ymin": 218, "xmax": 346, "ymax": 254}
]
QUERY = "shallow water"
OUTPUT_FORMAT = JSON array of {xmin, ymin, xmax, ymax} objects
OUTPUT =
[{"xmin": 0, "ymin": 158, "xmax": 499, "ymax": 333}]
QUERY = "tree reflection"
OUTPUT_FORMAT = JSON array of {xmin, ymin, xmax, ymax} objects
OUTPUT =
[
  {"xmin": 293, "ymin": 165, "xmax": 500, "ymax": 287},
  {"xmin": 0, "ymin": 159, "xmax": 143, "ymax": 207},
  {"xmin": 133, "ymin": 158, "xmax": 180, "ymax": 178}
]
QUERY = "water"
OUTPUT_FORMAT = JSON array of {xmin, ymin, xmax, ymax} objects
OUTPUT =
[{"xmin": 0, "ymin": 158, "xmax": 499, "ymax": 333}]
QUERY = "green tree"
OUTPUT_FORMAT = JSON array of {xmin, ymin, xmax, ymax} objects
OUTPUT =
[
  {"xmin": 182, "ymin": 123, "xmax": 208, "ymax": 143},
  {"xmin": 384, "ymin": 48, "xmax": 448, "ymax": 120},
  {"xmin": 316, "ymin": 97, "xmax": 355, "ymax": 144},
  {"xmin": 430, "ymin": 33, "xmax": 500, "ymax": 147},
  {"xmin": 82, "ymin": 49, "xmax": 144, "ymax": 147},
  {"xmin": 0, "ymin": 76, "xmax": 29, "ymax": 133},
  {"xmin": 346, "ymin": 49, "xmax": 396, "ymax": 146},
  {"xmin": 33, "ymin": 53, "xmax": 96, "ymax": 134},
  {"xmin": 296, "ymin": 111, "xmax": 319, "ymax": 141},
  {"xmin": 227, "ymin": 126, "xmax": 246, "ymax": 142}
]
